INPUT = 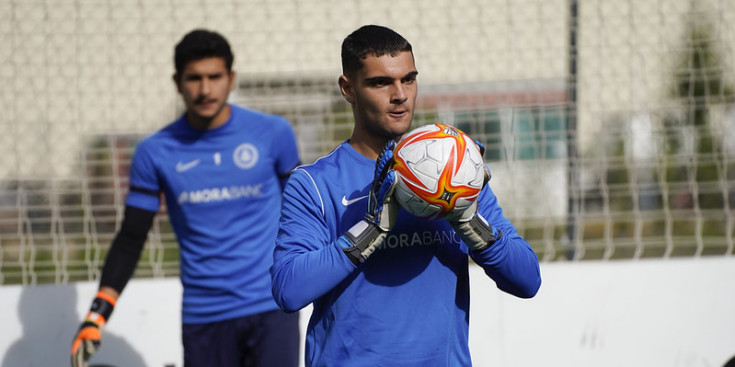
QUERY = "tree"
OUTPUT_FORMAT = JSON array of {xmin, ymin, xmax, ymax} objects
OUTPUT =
[{"xmin": 664, "ymin": 7, "xmax": 734, "ymax": 210}]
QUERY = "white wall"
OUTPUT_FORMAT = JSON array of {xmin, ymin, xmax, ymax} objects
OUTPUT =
[
  {"xmin": 468, "ymin": 257, "xmax": 735, "ymax": 367},
  {"xmin": 1, "ymin": 258, "xmax": 734, "ymax": 367}
]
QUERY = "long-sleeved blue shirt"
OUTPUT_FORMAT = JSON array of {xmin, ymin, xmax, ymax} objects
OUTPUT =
[{"xmin": 271, "ymin": 141, "xmax": 541, "ymax": 366}]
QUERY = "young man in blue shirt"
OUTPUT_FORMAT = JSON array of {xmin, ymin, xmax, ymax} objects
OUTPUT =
[
  {"xmin": 271, "ymin": 25, "xmax": 542, "ymax": 366},
  {"xmin": 72, "ymin": 29, "xmax": 301, "ymax": 367}
]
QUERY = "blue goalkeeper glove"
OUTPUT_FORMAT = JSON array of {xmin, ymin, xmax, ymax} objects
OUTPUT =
[
  {"xmin": 446, "ymin": 140, "xmax": 501, "ymax": 251},
  {"xmin": 71, "ymin": 292, "xmax": 116, "ymax": 367},
  {"xmin": 338, "ymin": 140, "xmax": 399, "ymax": 265}
]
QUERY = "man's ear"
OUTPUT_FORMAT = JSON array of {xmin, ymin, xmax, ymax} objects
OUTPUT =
[
  {"xmin": 338, "ymin": 75, "xmax": 354, "ymax": 104},
  {"xmin": 228, "ymin": 70, "xmax": 236, "ymax": 92},
  {"xmin": 173, "ymin": 73, "xmax": 182, "ymax": 93}
]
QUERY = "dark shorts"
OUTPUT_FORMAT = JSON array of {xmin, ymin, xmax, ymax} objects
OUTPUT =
[{"xmin": 182, "ymin": 309, "xmax": 300, "ymax": 367}]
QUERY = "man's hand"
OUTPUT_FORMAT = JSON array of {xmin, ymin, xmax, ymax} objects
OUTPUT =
[
  {"xmin": 338, "ymin": 140, "xmax": 399, "ymax": 265},
  {"xmin": 71, "ymin": 292, "xmax": 116, "ymax": 367},
  {"xmin": 366, "ymin": 140, "xmax": 399, "ymax": 232},
  {"xmin": 445, "ymin": 140, "xmax": 500, "ymax": 251},
  {"xmin": 446, "ymin": 201, "xmax": 501, "ymax": 252}
]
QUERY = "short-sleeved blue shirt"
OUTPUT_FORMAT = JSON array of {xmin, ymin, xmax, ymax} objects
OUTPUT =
[{"xmin": 127, "ymin": 104, "xmax": 300, "ymax": 324}]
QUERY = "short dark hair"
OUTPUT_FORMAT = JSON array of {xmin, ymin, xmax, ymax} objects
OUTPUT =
[
  {"xmin": 341, "ymin": 25, "xmax": 413, "ymax": 77},
  {"xmin": 174, "ymin": 29, "xmax": 234, "ymax": 76}
]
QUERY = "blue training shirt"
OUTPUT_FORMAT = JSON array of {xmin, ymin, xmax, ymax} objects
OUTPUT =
[
  {"xmin": 271, "ymin": 141, "xmax": 541, "ymax": 367},
  {"xmin": 126, "ymin": 104, "xmax": 300, "ymax": 324}
]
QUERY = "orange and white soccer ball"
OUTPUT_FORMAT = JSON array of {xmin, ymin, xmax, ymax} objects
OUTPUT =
[{"xmin": 393, "ymin": 123, "xmax": 486, "ymax": 220}]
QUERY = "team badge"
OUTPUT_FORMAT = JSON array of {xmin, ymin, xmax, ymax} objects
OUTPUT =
[{"xmin": 233, "ymin": 143, "xmax": 258, "ymax": 169}]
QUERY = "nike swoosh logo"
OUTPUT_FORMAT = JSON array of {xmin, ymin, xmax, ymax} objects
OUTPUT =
[
  {"xmin": 176, "ymin": 159, "xmax": 200, "ymax": 172},
  {"xmin": 341, "ymin": 195, "xmax": 368, "ymax": 206}
]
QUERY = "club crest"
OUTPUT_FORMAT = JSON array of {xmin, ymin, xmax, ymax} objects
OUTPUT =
[{"xmin": 233, "ymin": 143, "xmax": 259, "ymax": 169}]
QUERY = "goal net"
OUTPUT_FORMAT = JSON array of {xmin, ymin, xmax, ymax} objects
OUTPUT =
[{"xmin": 1, "ymin": 0, "xmax": 733, "ymax": 285}]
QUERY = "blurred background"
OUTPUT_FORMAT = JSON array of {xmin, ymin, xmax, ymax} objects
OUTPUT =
[
  {"xmin": 1, "ymin": 0, "xmax": 732, "ymax": 284},
  {"xmin": 0, "ymin": 0, "xmax": 733, "ymax": 365}
]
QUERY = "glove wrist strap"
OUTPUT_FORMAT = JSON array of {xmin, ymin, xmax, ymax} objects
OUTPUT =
[
  {"xmin": 86, "ymin": 291, "xmax": 116, "ymax": 326},
  {"xmin": 339, "ymin": 218, "xmax": 386, "ymax": 265},
  {"xmin": 452, "ymin": 213, "xmax": 501, "ymax": 252}
]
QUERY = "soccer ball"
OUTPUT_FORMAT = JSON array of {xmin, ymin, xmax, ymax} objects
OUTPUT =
[{"xmin": 392, "ymin": 123, "xmax": 485, "ymax": 220}]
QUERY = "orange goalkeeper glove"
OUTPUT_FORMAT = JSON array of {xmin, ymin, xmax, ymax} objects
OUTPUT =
[{"xmin": 71, "ymin": 291, "xmax": 116, "ymax": 367}]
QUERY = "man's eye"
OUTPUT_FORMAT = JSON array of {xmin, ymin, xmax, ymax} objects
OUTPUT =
[{"xmin": 367, "ymin": 78, "xmax": 390, "ymax": 87}]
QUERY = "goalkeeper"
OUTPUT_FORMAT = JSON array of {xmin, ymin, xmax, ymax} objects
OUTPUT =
[
  {"xmin": 71, "ymin": 29, "xmax": 301, "ymax": 367},
  {"xmin": 270, "ymin": 25, "xmax": 542, "ymax": 366}
]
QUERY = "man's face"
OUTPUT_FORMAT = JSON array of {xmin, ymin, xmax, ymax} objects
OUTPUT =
[
  {"xmin": 342, "ymin": 51, "xmax": 418, "ymax": 140},
  {"xmin": 174, "ymin": 57, "xmax": 234, "ymax": 129}
]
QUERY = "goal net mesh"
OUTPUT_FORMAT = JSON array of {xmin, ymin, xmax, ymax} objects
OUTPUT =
[{"xmin": 1, "ymin": 0, "xmax": 733, "ymax": 285}]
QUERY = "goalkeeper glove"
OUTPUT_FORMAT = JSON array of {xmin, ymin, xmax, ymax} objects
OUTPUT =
[
  {"xmin": 71, "ymin": 291, "xmax": 116, "ymax": 367},
  {"xmin": 447, "ymin": 201, "xmax": 502, "ymax": 252},
  {"xmin": 338, "ymin": 140, "xmax": 399, "ymax": 265},
  {"xmin": 446, "ymin": 140, "xmax": 501, "ymax": 251}
]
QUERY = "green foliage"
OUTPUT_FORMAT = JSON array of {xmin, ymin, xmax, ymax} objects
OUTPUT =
[
  {"xmin": 664, "ymin": 10, "xmax": 734, "ymax": 211},
  {"xmin": 669, "ymin": 18, "xmax": 735, "ymax": 110}
]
